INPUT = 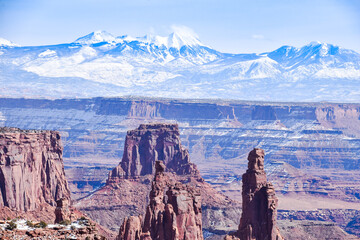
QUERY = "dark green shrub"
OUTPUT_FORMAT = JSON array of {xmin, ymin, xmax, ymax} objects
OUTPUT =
[
  {"xmin": 26, "ymin": 220, "xmax": 34, "ymax": 227},
  {"xmin": 59, "ymin": 219, "xmax": 71, "ymax": 226},
  {"xmin": 35, "ymin": 221, "xmax": 47, "ymax": 228},
  {"xmin": 6, "ymin": 221, "xmax": 17, "ymax": 230}
]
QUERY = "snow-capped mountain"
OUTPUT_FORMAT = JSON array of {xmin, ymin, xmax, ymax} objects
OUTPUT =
[
  {"xmin": 0, "ymin": 37, "xmax": 20, "ymax": 47},
  {"xmin": 73, "ymin": 30, "xmax": 118, "ymax": 45},
  {"xmin": 0, "ymin": 31, "xmax": 359, "ymax": 101}
]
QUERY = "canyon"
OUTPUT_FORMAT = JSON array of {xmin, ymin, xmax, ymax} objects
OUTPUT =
[{"xmin": 0, "ymin": 97, "xmax": 360, "ymax": 237}]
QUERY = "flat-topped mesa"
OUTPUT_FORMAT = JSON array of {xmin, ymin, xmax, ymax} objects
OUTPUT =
[
  {"xmin": 0, "ymin": 127, "xmax": 70, "ymax": 213},
  {"xmin": 225, "ymin": 148, "xmax": 283, "ymax": 240},
  {"xmin": 108, "ymin": 123, "xmax": 200, "ymax": 183},
  {"xmin": 117, "ymin": 161, "xmax": 203, "ymax": 240}
]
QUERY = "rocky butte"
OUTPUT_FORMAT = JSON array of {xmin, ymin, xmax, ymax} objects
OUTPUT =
[
  {"xmin": 225, "ymin": 148, "xmax": 283, "ymax": 240},
  {"xmin": 117, "ymin": 161, "xmax": 203, "ymax": 240},
  {"xmin": 76, "ymin": 123, "xmax": 240, "ymax": 234},
  {"xmin": 107, "ymin": 123, "xmax": 200, "ymax": 181},
  {"xmin": 0, "ymin": 127, "xmax": 70, "ymax": 220}
]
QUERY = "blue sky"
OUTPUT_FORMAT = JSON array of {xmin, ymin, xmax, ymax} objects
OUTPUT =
[{"xmin": 0, "ymin": 0, "xmax": 359, "ymax": 53}]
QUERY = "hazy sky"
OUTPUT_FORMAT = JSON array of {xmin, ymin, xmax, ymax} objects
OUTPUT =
[{"xmin": 0, "ymin": 0, "xmax": 359, "ymax": 53}]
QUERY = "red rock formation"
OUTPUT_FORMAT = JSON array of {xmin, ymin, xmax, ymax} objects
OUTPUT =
[
  {"xmin": 108, "ymin": 123, "xmax": 200, "ymax": 183},
  {"xmin": 0, "ymin": 127, "xmax": 116, "ymax": 238},
  {"xmin": 225, "ymin": 148, "xmax": 283, "ymax": 240},
  {"xmin": 117, "ymin": 161, "xmax": 204, "ymax": 240},
  {"xmin": 76, "ymin": 123, "xmax": 239, "ymax": 234},
  {"xmin": 55, "ymin": 198, "xmax": 71, "ymax": 223},
  {"xmin": 165, "ymin": 183, "xmax": 203, "ymax": 240},
  {"xmin": 0, "ymin": 127, "xmax": 70, "ymax": 214},
  {"xmin": 118, "ymin": 216, "xmax": 143, "ymax": 240}
]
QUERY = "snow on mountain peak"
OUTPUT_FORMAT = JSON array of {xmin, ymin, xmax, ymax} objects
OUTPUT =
[
  {"xmin": 73, "ymin": 26, "xmax": 205, "ymax": 49},
  {"xmin": 302, "ymin": 41, "xmax": 341, "ymax": 56},
  {"xmin": 117, "ymin": 35, "xmax": 137, "ymax": 42},
  {"xmin": 307, "ymin": 41, "xmax": 324, "ymax": 47},
  {"xmin": 131, "ymin": 26, "xmax": 204, "ymax": 49},
  {"xmin": 0, "ymin": 37, "xmax": 20, "ymax": 47},
  {"xmin": 165, "ymin": 25, "xmax": 203, "ymax": 48},
  {"xmin": 74, "ymin": 30, "xmax": 116, "ymax": 45},
  {"xmin": 1, "ymin": 34, "xmax": 360, "ymax": 101},
  {"xmin": 136, "ymin": 31, "xmax": 203, "ymax": 49}
]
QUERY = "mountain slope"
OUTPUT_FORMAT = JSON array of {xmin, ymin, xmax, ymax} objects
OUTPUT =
[{"xmin": 0, "ymin": 31, "xmax": 359, "ymax": 101}]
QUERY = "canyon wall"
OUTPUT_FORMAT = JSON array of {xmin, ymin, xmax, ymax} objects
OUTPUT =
[
  {"xmin": 1, "ymin": 97, "xmax": 359, "ymax": 199},
  {"xmin": 1, "ymin": 97, "xmax": 360, "ymax": 236},
  {"xmin": 0, "ymin": 127, "xmax": 70, "ymax": 212}
]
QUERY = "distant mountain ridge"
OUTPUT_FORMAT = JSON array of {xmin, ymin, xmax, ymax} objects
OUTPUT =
[{"xmin": 0, "ymin": 30, "xmax": 359, "ymax": 101}]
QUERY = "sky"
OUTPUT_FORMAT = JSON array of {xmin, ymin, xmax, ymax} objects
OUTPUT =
[{"xmin": 0, "ymin": 0, "xmax": 359, "ymax": 53}]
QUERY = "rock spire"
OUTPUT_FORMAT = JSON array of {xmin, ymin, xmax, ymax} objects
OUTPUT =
[
  {"xmin": 117, "ymin": 161, "xmax": 203, "ymax": 240},
  {"xmin": 225, "ymin": 148, "xmax": 283, "ymax": 240}
]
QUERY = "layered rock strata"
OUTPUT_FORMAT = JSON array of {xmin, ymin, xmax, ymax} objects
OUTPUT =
[
  {"xmin": 0, "ymin": 127, "xmax": 70, "ymax": 212},
  {"xmin": 108, "ymin": 123, "xmax": 199, "ymax": 182},
  {"xmin": 225, "ymin": 148, "xmax": 283, "ymax": 240},
  {"xmin": 117, "ymin": 161, "xmax": 203, "ymax": 240}
]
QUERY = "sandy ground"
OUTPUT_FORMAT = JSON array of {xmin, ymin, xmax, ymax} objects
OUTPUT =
[{"xmin": 278, "ymin": 194, "xmax": 360, "ymax": 210}]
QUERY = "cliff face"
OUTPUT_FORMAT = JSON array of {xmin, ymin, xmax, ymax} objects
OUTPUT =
[
  {"xmin": 108, "ymin": 123, "xmax": 199, "ymax": 182},
  {"xmin": 0, "ymin": 127, "xmax": 70, "ymax": 212},
  {"xmin": 225, "ymin": 148, "xmax": 283, "ymax": 240},
  {"xmin": 117, "ymin": 161, "xmax": 203, "ymax": 240}
]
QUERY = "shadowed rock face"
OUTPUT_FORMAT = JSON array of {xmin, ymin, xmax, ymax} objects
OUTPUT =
[
  {"xmin": 225, "ymin": 148, "xmax": 283, "ymax": 240},
  {"xmin": 108, "ymin": 123, "xmax": 200, "ymax": 182},
  {"xmin": 0, "ymin": 127, "xmax": 70, "ymax": 212},
  {"xmin": 55, "ymin": 198, "xmax": 71, "ymax": 223},
  {"xmin": 117, "ymin": 161, "xmax": 203, "ymax": 240}
]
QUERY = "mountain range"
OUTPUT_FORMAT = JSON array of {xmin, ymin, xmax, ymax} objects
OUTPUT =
[{"xmin": 1, "ymin": 30, "xmax": 359, "ymax": 101}]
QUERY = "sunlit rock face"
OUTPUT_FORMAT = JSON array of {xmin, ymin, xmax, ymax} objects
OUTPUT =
[
  {"xmin": 108, "ymin": 123, "xmax": 200, "ymax": 183},
  {"xmin": 225, "ymin": 148, "xmax": 283, "ymax": 240},
  {"xmin": 0, "ymin": 127, "xmax": 70, "ymax": 212},
  {"xmin": 117, "ymin": 161, "xmax": 203, "ymax": 240}
]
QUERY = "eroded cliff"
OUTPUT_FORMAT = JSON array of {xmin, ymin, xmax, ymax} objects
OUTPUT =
[{"xmin": 0, "ymin": 127, "xmax": 70, "ymax": 213}]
